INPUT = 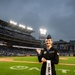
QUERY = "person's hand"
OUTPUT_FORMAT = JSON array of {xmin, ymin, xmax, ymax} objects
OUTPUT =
[
  {"xmin": 36, "ymin": 48, "xmax": 41, "ymax": 54},
  {"xmin": 41, "ymin": 57, "xmax": 47, "ymax": 62}
]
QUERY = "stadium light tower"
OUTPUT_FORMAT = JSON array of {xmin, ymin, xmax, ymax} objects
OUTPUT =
[
  {"xmin": 39, "ymin": 28, "xmax": 47, "ymax": 39},
  {"xmin": 39, "ymin": 28, "xmax": 47, "ymax": 47},
  {"xmin": 10, "ymin": 20, "xmax": 17, "ymax": 25},
  {"xmin": 19, "ymin": 24, "xmax": 26, "ymax": 29},
  {"xmin": 27, "ymin": 26, "xmax": 33, "ymax": 31},
  {"xmin": 40, "ymin": 28, "xmax": 47, "ymax": 35}
]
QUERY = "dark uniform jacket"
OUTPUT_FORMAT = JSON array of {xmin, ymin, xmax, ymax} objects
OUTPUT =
[{"xmin": 37, "ymin": 47, "xmax": 59, "ymax": 75}]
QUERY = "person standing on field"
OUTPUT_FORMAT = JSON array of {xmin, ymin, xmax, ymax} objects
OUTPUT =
[{"xmin": 36, "ymin": 34, "xmax": 59, "ymax": 75}]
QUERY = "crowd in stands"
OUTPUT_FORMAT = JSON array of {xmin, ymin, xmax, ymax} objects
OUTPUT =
[
  {"xmin": 0, "ymin": 45, "xmax": 75, "ymax": 57},
  {"xmin": 0, "ymin": 45, "xmax": 37, "ymax": 56},
  {"xmin": 58, "ymin": 49, "xmax": 75, "ymax": 56}
]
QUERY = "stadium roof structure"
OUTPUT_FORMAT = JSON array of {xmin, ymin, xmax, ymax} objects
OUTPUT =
[
  {"xmin": 0, "ymin": 19, "xmax": 34, "ymax": 34},
  {"xmin": 0, "ymin": 19, "xmax": 42, "ymax": 48}
]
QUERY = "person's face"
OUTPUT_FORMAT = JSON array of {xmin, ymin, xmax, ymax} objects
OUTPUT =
[{"xmin": 45, "ymin": 39, "xmax": 53, "ymax": 47}]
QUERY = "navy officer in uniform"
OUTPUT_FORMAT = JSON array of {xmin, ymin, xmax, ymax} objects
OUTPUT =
[{"xmin": 36, "ymin": 34, "xmax": 59, "ymax": 75}]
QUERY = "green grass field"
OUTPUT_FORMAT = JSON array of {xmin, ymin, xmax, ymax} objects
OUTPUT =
[{"xmin": 0, "ymin": 56, "xmax": 75, "ymax": 75}]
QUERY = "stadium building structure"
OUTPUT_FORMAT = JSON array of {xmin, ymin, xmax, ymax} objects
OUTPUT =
[
  {"xmin": 0, "ymin": 19, "xmax": 41, "ymax": 48},
  {"xmin": 0, "ymin": 19, "xmax": 75, "ymax": 56}
]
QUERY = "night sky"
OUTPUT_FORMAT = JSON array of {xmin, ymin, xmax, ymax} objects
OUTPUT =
[{"xmin": 0, "ymin": 0, "xmax": 75, "ymax": 41}]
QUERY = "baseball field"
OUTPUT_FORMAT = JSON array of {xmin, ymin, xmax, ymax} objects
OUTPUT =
[{"xmin": 0, "ymin": 56, "xmax": 75, "ymax": 75}]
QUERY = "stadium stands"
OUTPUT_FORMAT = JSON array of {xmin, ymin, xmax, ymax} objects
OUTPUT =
[
  {"xmin": 0, "ymin": 19, "xmax": 75, "ymax": 56},
  {"xmin": 0, "ymin": 19, "xmax": 42, "ymax": 56},
  {"xmin": 0, "ymin": 19, "xmax": 42, "ymax": 48},
  {"xmin": 0, "ymin": 45, "xmax": 37, "ymax": 56},
  {"xmin": 53, "ymin": 40, "xmax": 75, "ymax": 56}
]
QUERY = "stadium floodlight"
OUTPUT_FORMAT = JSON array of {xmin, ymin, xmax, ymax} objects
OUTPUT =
[
  {"xmin": 27, "ymin": 26, "xmax": 33, "ymax": 30},
  {"xmin": 40, "ymin": 28, "xmax": 47, "ymax": 35},
  {"xmin": 19, "ymin": 24, "xmax": 26, "ymax": 28},
  {"xmin": 10, "ymin": 20, "xmax": 17, "ymax": 25}
]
